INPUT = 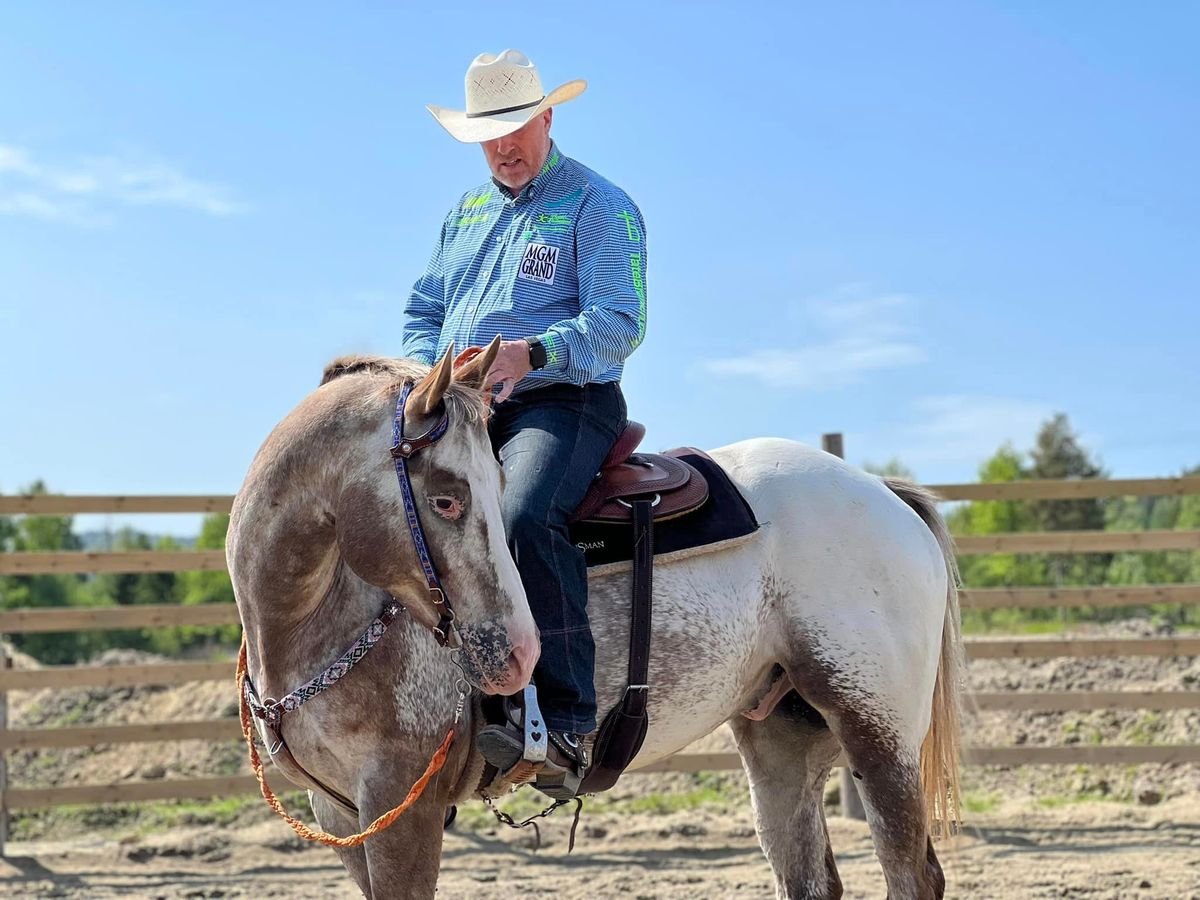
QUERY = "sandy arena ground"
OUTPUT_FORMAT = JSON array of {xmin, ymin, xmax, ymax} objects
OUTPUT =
[
  {"xmin": 3, "ymin": 797, "xmax": 1198, "ymax": 898},
  {"xmin": 3, "ymin": 623, "xmax": 1198, "ymax": 897}
]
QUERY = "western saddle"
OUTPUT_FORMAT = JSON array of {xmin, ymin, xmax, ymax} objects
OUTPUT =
[{"xmin": 572, "ymin": 421, "xmax": 709, "ymax": 524}]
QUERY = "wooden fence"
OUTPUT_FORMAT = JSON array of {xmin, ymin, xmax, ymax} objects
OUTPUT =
[{"xmin": 1, "ymin": 470, "xmax": 1198, "ymax": 849}]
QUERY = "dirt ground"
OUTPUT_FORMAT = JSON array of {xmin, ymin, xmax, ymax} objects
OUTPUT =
[
  {"xmin": 3, "ymin": 797, "xmax": 1198, "ymax": 898},
  {"xmin": 3, "ymin": 620, "xmax": 1199, "ymax": 897}
]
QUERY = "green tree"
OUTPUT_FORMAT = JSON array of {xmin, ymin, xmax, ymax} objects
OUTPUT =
[
  {"xmin": 1105, "ymin": 464, "xmax": 1200, "ymax": 625},
  {"xmin": 950, "ymin": 444, "xmax": 1046, "ymax": 600},
  {"xmin": 89, "ymin": 528, "xmax": 179, "ymax": 608},
  {"xmin": 0, "ymin": 510, "xmax": 17, "ymax": 550},
  {"xmin": 84, "ymin": 528, "xmax": 183, "ymax": 653},
  {"xmin": 153, "ymin": 514, "xmax": 238, "ymax": 654},
  {"xmin": 0, "ymin": 481, "xmax": 102, "ymax": 663},
  {"xmin": 1024, "ymin": 414, "xmax": 1110, "ymax": 587},
  {"xmin": 863, "ymin": 458, "xmax": 917, "ymax": 481}
]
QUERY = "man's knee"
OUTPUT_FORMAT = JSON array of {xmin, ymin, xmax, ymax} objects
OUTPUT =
[{"xmin": 502, "ymin": 493, "xmax": 557, "ymax": 548}]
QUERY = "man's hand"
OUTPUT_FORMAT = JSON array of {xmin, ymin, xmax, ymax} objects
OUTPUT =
[{"xmin": 486, "ymin": 339, "xmax": 534, "ymax": 403}]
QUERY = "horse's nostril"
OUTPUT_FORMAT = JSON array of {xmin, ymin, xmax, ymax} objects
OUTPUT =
[{"xmin": 509, "ymin": 633, "xmax": 540, "ymax": 680}]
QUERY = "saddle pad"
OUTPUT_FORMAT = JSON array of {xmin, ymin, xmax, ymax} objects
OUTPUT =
[{"xmin": 568, "ymin": 449, "xmax": 759, "ymax": 568}]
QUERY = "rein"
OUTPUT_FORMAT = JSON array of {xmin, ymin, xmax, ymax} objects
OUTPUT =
[
  {"xmin": 237, "ymin": 641, "xmax": 461, "ymax": 847},
  {"xmin": 237, "ymin": 380, "xmax": 466, "ymax": 845}
]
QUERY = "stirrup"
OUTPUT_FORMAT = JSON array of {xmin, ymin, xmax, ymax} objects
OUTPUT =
[
  {"xmin": 476, "ymin": 685, "xmax": 587, "ymax": 800},
  {"xmin": 521, "ymin": 684, "xmax": 549, "ymax": 763}
]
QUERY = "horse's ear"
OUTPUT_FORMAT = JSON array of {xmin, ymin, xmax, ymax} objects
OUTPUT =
[
  {"xmin": 409, "ymin": 342, "xmax": 455, "ymax": 416},
  {"xmin": 453, "ymin": 334, "xmax": 502, "ymax": 391}
]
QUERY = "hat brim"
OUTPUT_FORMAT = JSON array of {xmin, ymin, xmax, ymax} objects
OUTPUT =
[{"xmin": 426, "ymin": 79, "xmax": 586, "ymax": 143}]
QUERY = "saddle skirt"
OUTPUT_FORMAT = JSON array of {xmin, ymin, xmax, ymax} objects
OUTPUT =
[
  {"xmin": 567, "ymin": 428, "xmax": 760, "ymax": 572},
  {"xmin": 572, "ymin": 422, "xmax": 709, "ymax": 524}
]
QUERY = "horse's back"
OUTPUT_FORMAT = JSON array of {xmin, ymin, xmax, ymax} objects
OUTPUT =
[{"xmin": 712, "ymin": 436, "xmax": 944, "ymax": 582}]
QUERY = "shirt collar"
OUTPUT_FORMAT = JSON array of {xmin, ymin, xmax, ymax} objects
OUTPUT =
[{"xmin": 493, "ymin": 141, "xmax": 563, "ymax": 203}]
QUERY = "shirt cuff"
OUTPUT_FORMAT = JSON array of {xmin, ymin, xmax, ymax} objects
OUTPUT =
[{"xmin": 529, "ymin": 332, "xmax": 567, "ymax": 374}]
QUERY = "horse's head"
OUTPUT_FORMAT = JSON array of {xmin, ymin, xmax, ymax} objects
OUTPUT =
[{"xmin": 325, "ymin": 340, "xmax": 539, "ymax": 695}]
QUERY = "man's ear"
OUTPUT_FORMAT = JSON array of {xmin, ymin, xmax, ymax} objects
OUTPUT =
[{"xmin": 452, "ymin": 334, "xmax": 502, "ymax": 391}]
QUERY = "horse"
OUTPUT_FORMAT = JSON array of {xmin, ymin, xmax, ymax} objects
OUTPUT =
[{"xmin": 228, "ymin": 342, "xmax": 962, "ymax": 900}]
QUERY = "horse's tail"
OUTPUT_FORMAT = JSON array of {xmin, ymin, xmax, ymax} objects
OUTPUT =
[{"xmin": 884, "ymin": 477, "xmax": 963, "ymax": 836}]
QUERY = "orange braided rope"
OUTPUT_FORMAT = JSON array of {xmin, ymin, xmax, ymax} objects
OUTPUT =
[{"xmin": 236, "ymin": 638, "xmax": 455, "ymax": 847}]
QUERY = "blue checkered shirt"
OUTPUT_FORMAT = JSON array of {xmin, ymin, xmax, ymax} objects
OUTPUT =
[{"xmin": 402, "ymin": 143, "xmax": 647, "ymax": 391}]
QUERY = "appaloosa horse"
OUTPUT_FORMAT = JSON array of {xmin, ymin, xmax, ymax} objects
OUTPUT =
[{"xmin": 228, "ymin": 342, "xmax": 962, "ymax": 900}]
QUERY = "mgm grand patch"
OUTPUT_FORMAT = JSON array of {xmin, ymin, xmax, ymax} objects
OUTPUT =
[{"xmin": 518, "ymin": 242, "xmax": 559, "ymax": 285}]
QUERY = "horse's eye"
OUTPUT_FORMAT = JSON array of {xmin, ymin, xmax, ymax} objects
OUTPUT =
[{"xmin": 428, "ymin": 495, "xmax": 464, "ymax": 520}]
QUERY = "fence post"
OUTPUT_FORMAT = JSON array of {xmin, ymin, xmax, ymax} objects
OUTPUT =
[
  {"xmin": 820, "ymin": 432, "xmax": 867, "ymax": 822},
  {"xmin": 1, "ymin": 640, "xmax": 9, "ymax": 855}
]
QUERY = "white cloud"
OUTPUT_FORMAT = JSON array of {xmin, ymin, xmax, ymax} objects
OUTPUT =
[
  {"xmin": 887, "ymin": 394, "xmax": 1056, "ymax": 468},
  {"xmin": 0, "ymin": 191, "xmax": 78, "ymax": 222},
  {"xmin": 702, "ymin": 338, "xmax": 926, "ymax": 390},
  {"xmin": 0, "ymin": 143, "xmax": 247, "ymax": 223},
  {"xmin": 698, "ymin": 284, "xmax": 926, "ymax": 390}
]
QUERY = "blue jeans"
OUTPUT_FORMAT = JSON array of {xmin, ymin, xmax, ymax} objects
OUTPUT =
[{"xmin": 488, "ymin": 381, "xmax": 627, "ymax": 733}]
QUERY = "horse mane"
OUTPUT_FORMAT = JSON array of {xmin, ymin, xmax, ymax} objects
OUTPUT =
[
  {"xmin": 320, "ymin": 355, "xmax": 421, "ymax": 386},
  {"xmin": 319, "ymin": 354, "xmax": 487, "ymax": 423}
]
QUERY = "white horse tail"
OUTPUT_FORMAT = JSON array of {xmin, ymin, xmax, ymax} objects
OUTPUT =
[{"xmin": 884, "ymin": 477, "xmax": 964, "ymax": 836}]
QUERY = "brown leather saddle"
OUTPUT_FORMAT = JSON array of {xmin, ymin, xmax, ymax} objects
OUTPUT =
[{"xmin": 572, "ymin": 421, "xmax": 709, "ymax": 524}]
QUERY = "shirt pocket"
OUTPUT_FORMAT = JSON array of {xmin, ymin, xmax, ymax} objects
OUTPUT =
[{"xmin": 510, "ymin": 236, "xmax": 576, "ymax": 316}]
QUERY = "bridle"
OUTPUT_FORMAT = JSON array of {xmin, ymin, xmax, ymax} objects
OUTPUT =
[
  {"xmin": 243, "ymin": 379, "xmax": 464, "ymax": 733},
  {"xmin": 389, "ymin": 380, "xmax": 459, "ymax": 647},
  {"xmin": 237, "ymin": 378, "xmax": 471, "ymax": 846}
]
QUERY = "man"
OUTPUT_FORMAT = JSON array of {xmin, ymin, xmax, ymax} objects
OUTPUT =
[{"xmin": 402, "ymin": 50, "xmax": 648, "ymax": 799}]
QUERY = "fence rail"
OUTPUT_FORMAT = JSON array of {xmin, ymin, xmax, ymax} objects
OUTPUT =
[
  {"xmin": 926, "ymin": 476, "xmax": 1200, "ymax": 502},
  {"xmin": 1, "ymin": 474, "xmax": 1198, "ymax": 829},
  {"xmin": 7, "ymin": 743, "xmax": 1200, "ymax": 810},
  {"xmin": 3, "ymin": 530, "xmax": 1199, "ymax": 576},
  {"xmin": 0, "ymin": 550, "xmax": 228, "ymax": 575},
  {"xmin": 0, "ymin": 496, "xmax": 235, "ymax": 515},
  {"xmin": 4, "ymin": 475, "xmax": 1198, "ymax": 515},
  {"xmin": 1, "ymin": 585, "xmax": 1196, "ymax": 635},
  {"xmin": 959, "ymin": 584, "xmax": 1200, "ymax": 609},
  {"xmin": 955, "ymin": 530, "xmax": 1200, "ymax": 554},
  {"xmin": 0, "ymin": 603, "xmax": 241, "ymax": 632},
  {"xmin": 6, "ymin": 690, "xmax": 1200, "ymax": 752},
  {"xmin": 0, "ymin": 661, "xmax": 230, "ymax": 691},
  {"xmin": 4, "ymin": 637, "xmax": 1200, "ymax": 694}
]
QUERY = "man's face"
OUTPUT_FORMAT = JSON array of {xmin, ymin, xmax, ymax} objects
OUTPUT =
[{"xmin": 481, "ymin": 109, "xmax": 552, "ymax": 193}]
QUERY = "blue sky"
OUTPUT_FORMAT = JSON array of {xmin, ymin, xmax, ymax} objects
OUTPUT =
[{"xmin": 2, "ymin": 2, "xmax": 1197, "ymax": 536}]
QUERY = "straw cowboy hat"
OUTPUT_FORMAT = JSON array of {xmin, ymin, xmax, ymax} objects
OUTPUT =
[{"xmin": 426, "ymin": 50, "xmax": 586, "ymax": 143}]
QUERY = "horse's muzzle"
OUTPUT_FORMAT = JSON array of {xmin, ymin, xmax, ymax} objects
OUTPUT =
[
  {"xmin": 482, "ymin": 631, "xmax": 539, "ymax": 695},
  {"xmin": 456, "ymin": 622, "xmax": 540, "ymax": 695}
]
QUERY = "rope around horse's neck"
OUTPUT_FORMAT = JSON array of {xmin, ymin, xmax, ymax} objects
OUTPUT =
[{"xmin": 236, "ymin": 637, "xmax": 455, "ymax": 847}]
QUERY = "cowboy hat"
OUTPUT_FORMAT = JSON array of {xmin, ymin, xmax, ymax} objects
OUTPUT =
[{"xmin": 426, "ymin": 50, "xmax": 586, "ymax": 144}]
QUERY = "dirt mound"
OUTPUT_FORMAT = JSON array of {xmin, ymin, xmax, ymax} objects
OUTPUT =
[
  {"xmin": 7, "ymin": 644, "xmax": 241, "ymax": 792},
  {"xmin": 962, "ymin": 619, "xmax": 1200, "ymax": 804}
]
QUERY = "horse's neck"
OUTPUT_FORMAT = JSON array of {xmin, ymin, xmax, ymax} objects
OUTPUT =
[
  {"xmin": 237, "ymin": 498, "xmax": 340, "ymax": 626},
  {"xmin": 234, "ymin": 392, "xmax": 377, "ymax": 618},
  {"xmin": 234, "ymin": 440, "xmax": 364, "ymax": 686}
]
